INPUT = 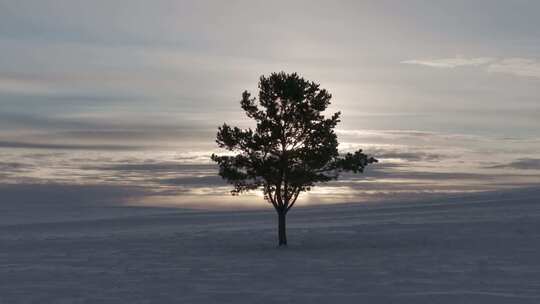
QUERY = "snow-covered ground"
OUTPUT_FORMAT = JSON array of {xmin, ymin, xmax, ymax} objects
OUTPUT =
[{"xmin": 2, "ymin": 188, "xmax": 540, "ymax": 303}]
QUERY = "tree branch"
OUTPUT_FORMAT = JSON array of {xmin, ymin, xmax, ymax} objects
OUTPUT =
[
  {"xmin": 266, "ymin": 185, "xmax": 279, "ymax": 211},
  {"xmin": 286, "ymin": 189, "xmax": 301, "ymax": 212}
]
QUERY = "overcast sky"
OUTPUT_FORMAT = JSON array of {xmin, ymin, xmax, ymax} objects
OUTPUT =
[{"xmin": 1, "ymin": 1, "xmax": 539, "ymax": 208}]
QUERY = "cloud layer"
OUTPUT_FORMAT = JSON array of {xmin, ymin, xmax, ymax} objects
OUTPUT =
[{"xmin": 1, "ymin": 1, "xmax": 540, "ymax": 210}]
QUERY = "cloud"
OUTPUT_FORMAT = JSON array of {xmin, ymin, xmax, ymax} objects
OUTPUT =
[
  {"xmin": 0, "ymin": 161, "xmax": 33, "ymax": 178},
  {"xmin": 87, "ymin": 163, "xmax": 216, "ymax": 173},
  {"xmin": 487, "ymin": 158, "xmax": 540, "ymax": 170},
  {"xmin": 0, "ymin": 141, "xmax": 141, "ymax": 151},
  {"xmin": 403, "ymin": 56, "xmax": 540, "ymax": 79},
  {"xmin": 352, "ymin": 166, "xmax": 492, "ymax": 181},
  {"xmin": 366, "ymin": 148, "xmax": 443, "ymax": 162},
  {"xmin": 80, "ymin": 162, "xmax": 222, "ymax": 188},
  {"xmin": 487, "ymin": 58, "xmax": 540, "ymax": 78},
  {"xmin": 0, "ymin": 111, "xmax": 217, "ymax": 151},
  {"xmin": 336, "ymin": 129, "xmax": 437, "ymax": 138},
  {"xmin": 0, "ymin": 77, "xmax": 62, "ymax": 95},
  {"xmin": 402, "ymin": 57, "xmax": 495, "ymax": 68},
  {"xmin": 158, "ymin": 175, "xmax": 225, "ymax": 187},
  {"xmin": 0, "ymin": 183, "xmax": 148, "ymax": 204},
  {"xmin": 0, "ymin": 161, "xmax": 30, "ymax": 171}
]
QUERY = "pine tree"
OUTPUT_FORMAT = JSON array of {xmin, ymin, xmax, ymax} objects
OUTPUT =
[{"xmin": 212, "ymin": 72, "xmax": 377, "ymax": 246}]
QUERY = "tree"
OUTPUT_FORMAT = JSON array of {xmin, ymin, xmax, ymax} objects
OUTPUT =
[{"xmin": 211, "ymin": 72, "xmax": 377, "ymax": 246}]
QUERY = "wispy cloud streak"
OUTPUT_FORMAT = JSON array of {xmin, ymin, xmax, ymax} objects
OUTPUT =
[
  {"xmin": 487, "ymin": 58, "xmax": 540, "ymax": 78},
  {"xmin": 402, "ymin": 57, "xmax": 495, "ymax": 68},
  {"xmin": 486, "ymin": 158, "xmax": 540, "ymax": 170},
  {"xmin": 403, "ymin": 56, "xmax": 540, "ymax": 79}
]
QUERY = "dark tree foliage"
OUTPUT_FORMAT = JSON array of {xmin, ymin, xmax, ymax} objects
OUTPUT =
[{"xmin": 212, "ymin": 72, "xmax": 377, "ymax": 246}]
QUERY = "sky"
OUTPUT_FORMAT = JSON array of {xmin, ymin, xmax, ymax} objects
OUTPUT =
[{"xmin": 1, "ymin": 0, "xmax": 539, "ymax": 209}]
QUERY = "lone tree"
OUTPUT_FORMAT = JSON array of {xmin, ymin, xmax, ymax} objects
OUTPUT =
[{"xmin": 212, "ymin": 72, "xmax": 377, "ymax": 246}]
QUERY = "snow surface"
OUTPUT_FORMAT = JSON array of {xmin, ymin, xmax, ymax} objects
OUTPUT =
[{"xmin": 2, "ymin": 188, "xmax": 540, "ymax": 303}]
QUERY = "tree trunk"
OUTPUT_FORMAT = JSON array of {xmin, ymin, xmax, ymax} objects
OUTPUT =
[{"xmin": 278, "ymin": 211, "xmax": 287, "ymax": 246}]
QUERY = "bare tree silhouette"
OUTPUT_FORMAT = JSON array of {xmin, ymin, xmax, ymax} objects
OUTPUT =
[{"xmin": 212, "ymin": 72, "xmax": 377, "ymax": 246}]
